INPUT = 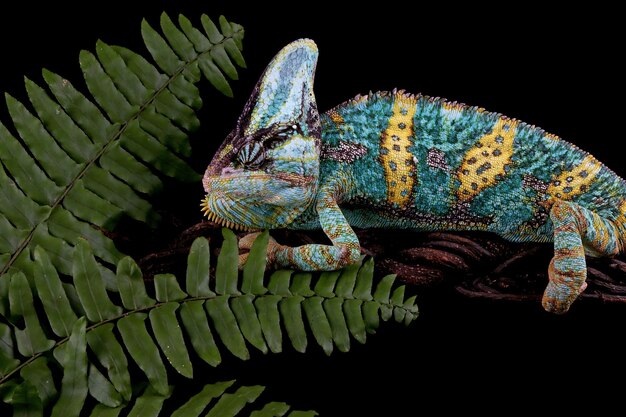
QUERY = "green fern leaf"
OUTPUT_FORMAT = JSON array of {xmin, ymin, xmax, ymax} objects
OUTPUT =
[
  {"xmin": 179, "ymin": 300, "xmax": 222, "ymax": 367},
  {"xmin": 140, "ymin": 19, "xmax": 182, "ymax": 76},
  {"xmin": 302, "ymin": 296, "xmax": 334, "ymax": 355},
  {"xmin": 255, "ymin": 295, "xmax": 283, "ymax": 353},
  {"xmin": 0, "ymin": 12, "xmax": 245, "ymax": 284},
  {"xmin": 5, "ymin": 93, "xmax": 82, "ymax": 186},
  {"xmin": 201, "ymin": 15, "xmax": 224, "ymax": 44},
  {"xmin": 86, "ymin": 324, "xmax": 132, "ymax": 402},
  {"xmin": 231, "ymin": 295, "xmax": 269, "ymax": 353},
  {"xmin": 334, "ymin": 260, "xmax": 360, "ymax": 298},
  {"xmin": 242, "ymin": 230, "xmax": 269, "ymax": 295},
  {"xmin": 117, "ymin": 313, "xmax": 169, "ymax": 395},
  {"xmin": 169, "ymin": 380, "xmax": 234, "ymax": 417},
  {"xmin": 206, "ymin": 296, "xmax": 250, "ymax": 360},
  {"xmin": 343, "ymin": 298, "xmax": 367, "ymax": 344},
  {"xmin": 149, "ymin": 302, "xmax": 193, "ymax": 378},
  {"xmin": 9, "ymin": 272, "xmax": 55, "ymax": 356},
  {"xmin": 354, "ymin": 257, "xmax": 375, "ymax": 300},
  {"xmin": 267, "ymin": 269, "xmax": 293, "ymax": 296},
  {"xmin": 33, "ymin": 247, "xmax": 78, "ymax": 338},
  {"xmin": 250, "ymin": 402, "xmax": 291, "ymax": 417},
  {"xmin": 0, "ymin": 122, "xmax": 60, "ymax": 206},
  {"xmin": 95, "ymin": 40, "xmax": 150, "ymax": 106},
  {"xmin": 79, "ymin": 381, "xmax": 314, "ymax": 416},
  {"xmin": 206, "ymin": 385, "xmax": 265, "ymax": 417},
  {"xmin": 178, "ymin": 15, "xmax": 212, "ymax": 52},
  {"xmin": 374, "ymin": 273, "xmax": 396, "ymax": 321},
  {"xmin": 215, "ymin": 228, "xmax": 241, "ymax": 295},
  {"xmin": 126, "ymin": 384, "xmax": 171, "ymax": 417},
  {"xmin": 116, "ymin": 257, "xmax": 156, "ymax": 310},
  {"xmin": 160, "ymin": 13, "xmax": 197, "ymax": 63},
  {"xmin": 314, "ymin": 270, "xmax": 340, "ymax": 298},
  {"xmin": 290, "ymin": 272, "xmax": 316, "ymax": 297},
  {"xmin": 403, "ymin": 295, "xmax": 419, "ymax": 326},
  {"xmin": 88, "ymin": 364, "xmax": 123, "ymax": 408},
  {"xmin": 323, "ymin": 297, "xmax": 351, "ymax": 352},
  {"xmin": 81, "ymin": 50, "xmax": 138, "ymax": 122},
  {"xmin": 19, "ymin": 357, "xmax": 56, "ymax": 407},
  {"xmin": 88, "ymin": 404, "xmax": 123, "ymax": 417},
  {"xmin": 287, "ymin": 411, "xmax": 319, "ymax": 417},
  {"xmin": 155, "ymin": 273, "xmax": 187, "ymax": 302},
  {"xmin": 111, "ymin": 46, "xmax": 168, "ymax": 97},
  {"xmin": 51, "ymin": 317, "xmax": 88, "ymax": 417},
  {"xmin": 362, "ymin": 300, "xmax": 381, "ymax": 334},
  {"xmin": 279, "ymin": 295, "xmax": 308, "ymax": 353},
  {"xmin": 186, "ymin": 237, "xmax": 214, "ymax": 297},
  {"xmin": 73, "ymin": 240, "xmax": 122, "ymax": 322},
  {"xmin": 0, "ymin": 323, "xmax": 19, "ymax": 377},
  {"xmin": 0, "ymin": 230, "xmax": 418, "ymax": 414},
  {"xmin": 4, "ymin": 379, "xmax": 43, "ymax": 417},
  {"xmin": 119, "ymin": 120, "xmax": 198, "ymax": 181},
  {"xmin": 199, "ymin": 55, "xmax": 234, "ymax": 96}
]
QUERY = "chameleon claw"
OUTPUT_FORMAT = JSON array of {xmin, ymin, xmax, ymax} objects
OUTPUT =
[
  {"xmin": 239, "ymin": 232, "xmax": 262, "ymax": 250},
  {"xmin": 238, "ymin": 253, "xmax": 249, "ymax": 270}
]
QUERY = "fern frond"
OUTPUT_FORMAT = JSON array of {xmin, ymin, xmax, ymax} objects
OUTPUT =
[
  {"xmin": 0, "ymin": 13, "xmax": 245, "ymax": 282},
  {"xmin": 0, "ymin": 229, "xmax": 417, "ymax": 414},
  {"xmin": 81, "ymin": 381, "xmax": 317, "ymax": 417}
]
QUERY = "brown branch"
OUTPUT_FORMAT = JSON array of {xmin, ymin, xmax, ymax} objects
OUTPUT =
[{"xmin": 136, "ymin": 222, "xmax": 626, "ymax": 307}]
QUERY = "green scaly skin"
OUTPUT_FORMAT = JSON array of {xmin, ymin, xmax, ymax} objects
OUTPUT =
[{"xmin": 202, "ymin": 39, "xmax": 626, "ymax": 313}]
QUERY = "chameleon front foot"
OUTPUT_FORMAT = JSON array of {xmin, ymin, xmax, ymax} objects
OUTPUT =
[
  {"xmin": 236, "ymin": 227, "xmax": 361, "ymax": 271},
  {"xmin": 237, "ymin": 232, "xmax": 283, "ymax": 269}
]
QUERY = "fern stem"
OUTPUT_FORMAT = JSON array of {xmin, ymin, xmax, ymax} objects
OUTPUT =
[{"xmin": 0, "ymin": 286, "xmax": 416, "ymax": 385}]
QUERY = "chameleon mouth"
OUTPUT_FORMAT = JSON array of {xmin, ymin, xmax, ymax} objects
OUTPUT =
[{"xmin": 200, "ymin": 196, "xmax": 257, "ymax": 232}]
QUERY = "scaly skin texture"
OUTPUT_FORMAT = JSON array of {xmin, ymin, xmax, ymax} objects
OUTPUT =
[{"xmin": 202, "ymin": 39, "xmax": 626, "ymax": 313}]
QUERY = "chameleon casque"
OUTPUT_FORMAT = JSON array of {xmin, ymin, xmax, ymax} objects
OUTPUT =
[{"xmin": 202, "ymin": 39, "xmax": 626, "ymax": 314}]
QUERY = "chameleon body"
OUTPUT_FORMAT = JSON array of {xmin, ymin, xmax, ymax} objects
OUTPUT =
[{"xmin": 202, "ymin": 39, "xmax": 626, "ymax": 313}]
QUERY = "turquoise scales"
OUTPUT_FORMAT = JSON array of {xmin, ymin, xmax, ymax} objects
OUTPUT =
[{"xmin": 202, "ymin": 39, "xmax": 626, "ymax": 313}]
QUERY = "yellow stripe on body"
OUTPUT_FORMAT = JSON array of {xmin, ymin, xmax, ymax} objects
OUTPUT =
[
  {"xmin": 457, "ymin": 118, "xmax": 518, "ymax": 201},
  {"xmin": 380, "ymin": 92, "xmax": 418, "ymax": 207},
  {"xmin": 547, "ymin": 154, "xmax": 601, "ymax": 201}
]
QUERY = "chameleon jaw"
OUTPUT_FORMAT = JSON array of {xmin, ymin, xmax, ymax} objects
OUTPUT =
[{"xmin": 200, "ymin": 196, "xmax": 258, "ymax": 232}]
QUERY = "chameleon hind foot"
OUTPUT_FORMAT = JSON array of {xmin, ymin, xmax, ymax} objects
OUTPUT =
[
  {"xmin": 543, "ymin": 200, "xmax": 622, "ymax": 313},
  {"xmin": 542, "ymin": 258, "xmax": 588, "ymax": 314}
]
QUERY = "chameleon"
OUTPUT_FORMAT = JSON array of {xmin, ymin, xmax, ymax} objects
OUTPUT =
[{"xmin": 201, "ymin": 39, "xmax": 626, "ymax": 314}]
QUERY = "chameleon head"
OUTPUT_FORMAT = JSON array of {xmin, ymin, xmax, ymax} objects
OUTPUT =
[{"xmin": 202, "ymin": 39, "xmax": 321, "ymax": 230}]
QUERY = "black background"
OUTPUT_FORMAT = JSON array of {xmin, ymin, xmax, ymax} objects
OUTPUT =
[{"xmin": 1, "ymin": 1, "xmax": 624, "ymax": 414}]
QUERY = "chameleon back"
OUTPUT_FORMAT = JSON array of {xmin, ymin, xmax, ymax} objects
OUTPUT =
[{"xmin": 312, "ymin": 90, "xmax": 626, "ymax": 244}]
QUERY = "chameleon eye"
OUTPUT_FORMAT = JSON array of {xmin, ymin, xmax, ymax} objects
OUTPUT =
[{"xmin": 237, "ymin": 141, "xmax": 265, "ymax": 168}]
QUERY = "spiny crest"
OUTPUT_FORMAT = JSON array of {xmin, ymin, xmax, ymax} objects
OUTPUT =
[
  {"xmin": 325, "ymin": 89, "xmax": 562, "ymax": 144},
  {"xmin": 201, "ymin": 196, "xmax": 255, "ymax": 231}
]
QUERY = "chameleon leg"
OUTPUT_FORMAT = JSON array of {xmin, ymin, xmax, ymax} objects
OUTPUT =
[
  {"xmin": 239, "ymin": 181, "xmax": 361, "ymax": 271},
  {"xmin": 544, "ymin": 200, "xmax": 622, "ymax": 313}
]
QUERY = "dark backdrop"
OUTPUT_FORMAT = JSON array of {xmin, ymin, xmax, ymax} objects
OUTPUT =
[{"xmin": 1, "ymin": 2, "xmax": 623, "ymax": 414}]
